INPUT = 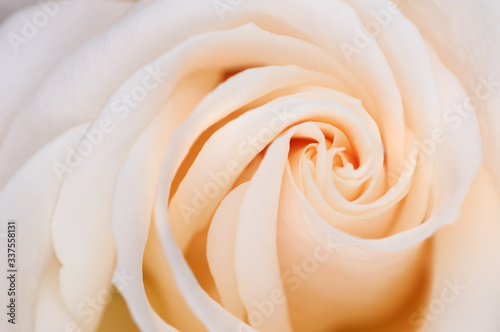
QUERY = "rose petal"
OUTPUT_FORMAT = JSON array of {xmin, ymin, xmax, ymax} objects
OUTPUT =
[
  {"xmin": 35, "ymin": 260, "xmax": 75, "ymax": 331},
  {"xmin": 343, "ymin": 0, "xmax": 444, "ymax": 234},
  {"xmin": 109, "ymin": 71, "xmax": 219, "ymax": 331},
  {"xmin": 0, "ymin": 0, "xmax": 132, "ymax": 154},
  {"xmin": 413, "ymin": 39, "xmax": 500, "ymax": 330},
  {"xmin": 277, "ymin": 171, "xmax": 427, "ymax": 330},
  {"xmin": 0, "ymin": 123, "xmax": 86, "ymax": 332},
  {"xmin": 233, "ymin": 124, "xmax": 328, "ymax": 332},
  {"xmin": 206, "ymin": 182, "xmax": 250, "ymax": 321},
  {"xmin": 422, "ymin": 167, "xmax": 500, "ymax": 331},
  {"xmin": 399, "ymin": 0, "xmax": 500, "ymax": 191}
]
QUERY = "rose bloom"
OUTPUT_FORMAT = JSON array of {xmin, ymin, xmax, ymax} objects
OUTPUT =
[{"xmin": 1, "ymin": 0, "xmax": 499, "ymax": 331}]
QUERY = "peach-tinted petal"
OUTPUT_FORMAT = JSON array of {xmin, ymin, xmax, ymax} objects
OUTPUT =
[
  {"xmin": 400, "ymin": 0, "xmax": 500, "ymax": 191},
  {"xmin": 206, "ymin": 183, "xmax": 250, "ymax": 321},
  {"xmin": 110, "ymin": 71, "xmax": 218, "ymax": 331},
  {"xmin": 422, "ymin": 167, "xmax": 500, "ymax": 331}
]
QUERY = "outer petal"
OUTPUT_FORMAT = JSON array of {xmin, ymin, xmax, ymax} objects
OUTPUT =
[
  {"xmin": 410, "ymin": 27, "xmax": 500, "ymax": 330},
  {"xmin": 399, "ymin": 0, "xmax": 500, "ymax": 191},
  {"xmin": 419, "ymin": 167, "xmax": 500, "ymax": 331},
  {"xmin": 0, "ymin": 0, "xmax": 132, "ymax": 144},
  {"xmin": 0, "ymin": 124, "xmax": 86, "ymax": 332}
]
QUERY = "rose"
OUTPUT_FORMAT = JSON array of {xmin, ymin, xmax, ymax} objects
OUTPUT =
[
  {"xmin": 1, "ymin": 0, "xmax": 499, "ymax": 331},
  {"xmin": 0, "ymin": 0, "xmax": 499, "ymax": 331}
]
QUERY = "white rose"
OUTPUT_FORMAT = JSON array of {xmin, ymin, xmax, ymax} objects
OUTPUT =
[{"xmin": 0, "ymin": 0, "xmax": 499, "ymax": 332}]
